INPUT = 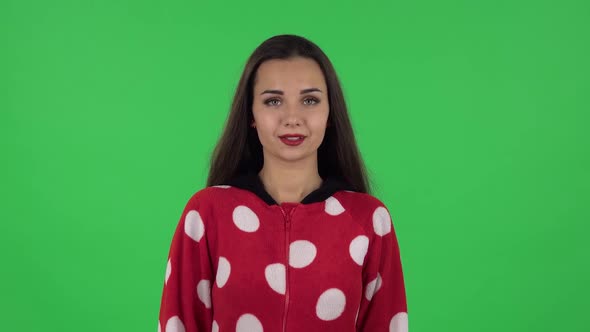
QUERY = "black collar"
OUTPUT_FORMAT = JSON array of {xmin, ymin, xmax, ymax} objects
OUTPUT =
[{"xmin": 225, "ymin": 172, "xmax": 355, "ymax": 205}]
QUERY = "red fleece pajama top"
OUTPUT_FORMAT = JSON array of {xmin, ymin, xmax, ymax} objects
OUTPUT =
[{"xmin": 158, "ymin": 173, "xmax": 408, "ymax": 332}]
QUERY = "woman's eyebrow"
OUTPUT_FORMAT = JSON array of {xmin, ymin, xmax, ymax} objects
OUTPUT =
[{"xmin": 260, "ymin": 88, "xmax": 323, "ymax": 95}]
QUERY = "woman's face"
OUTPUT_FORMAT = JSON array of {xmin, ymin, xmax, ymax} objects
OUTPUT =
[{"xmin": 251, "ymin": 56, "xmax": 330, "ymax": 166}]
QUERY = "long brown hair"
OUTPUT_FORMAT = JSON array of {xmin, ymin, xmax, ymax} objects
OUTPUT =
[{"xmin": 206, "ymin": 34, "xmax": 374, "ymax": 194}]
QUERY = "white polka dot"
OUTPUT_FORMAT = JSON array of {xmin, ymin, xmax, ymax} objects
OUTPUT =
[
  {"xmin": 316, "ymin": 288, "xmax": 346, "ymax": 321},
  {"xmin": 165, "ymin": 258, "xmax": 171, "ymax": 285},
  {"xmin": 196, "ymin": 279, "xmax": 211, "ymax": 308},
  {"xmin": 265, "ymin": 263, "xmax": 286, "ymax": 295},
  {"xmin": 289, "ymin": 240, "xmax": 317, "ymax": 268},
  {"xmin": 212, "ymin": 185, "xmax": 231, "ymax": 188},
  {"xmin": 212, "ymin": 320, "xmax": 219, "ymax": 332},
  {"xmin": 185, "ymin": 210, "xmax": 205, "ymax": 242},
  {"xmin": 389, "ymin": 312, "xmax": 408, "ymax": 332},
  {"xmin": 216, "ymin": 257, "xmax": 231, "ymax": 288},
  {"xmin": 349, "ymin": 235, "xmax": 369, "ymax": 266},
  {"xmin": 233, "ymin": 205, "xmax": 260, "ymax": 232},
  {"xmin": 364, "ymin": 273, "xmax": 383, "ymax": 301},
  {"xmin": 236, "ymin": 313, "xmax": 263, "ymax": 332},
  {"xmin": 158, "ymin": 321, "xmax": 161, "ymax": 332},
  {"xmin": 373, "ymin": 206, "xmax": 392, "ymax": 236},
  {"xmin": 325, "ymin": 196, "xmax": 345, "ymax": 216},
  {"xmin": 165, "ymin": 316, "xmax": 185, "ymax": 332}
]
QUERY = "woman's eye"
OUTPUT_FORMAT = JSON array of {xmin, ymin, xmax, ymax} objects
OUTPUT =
[
  {"xmin": 304, "ymin": 97, "xmax": 319, "ymax": 105},
  {"xmin": 264, "ymin": 99, "xmax": 280, "ymax": 106}
]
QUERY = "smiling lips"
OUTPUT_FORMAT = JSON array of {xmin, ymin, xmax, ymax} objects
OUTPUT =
[{"xmin": 279, "ymin": 134, "xmax": 306, "ymax": 146}]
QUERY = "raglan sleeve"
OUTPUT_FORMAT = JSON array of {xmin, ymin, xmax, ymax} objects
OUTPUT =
[
  {"xmin": 157, "ymin": 190, "xmax": 215, "ymax": 332},
  {"xmin": 356, "ymin": 200, "xmax": 408, "ymax": 332}
]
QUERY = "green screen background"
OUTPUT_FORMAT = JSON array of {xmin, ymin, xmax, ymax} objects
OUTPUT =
[{"xmin": 2, "ymin": 0, "xmax": 588, "ymax": 331}]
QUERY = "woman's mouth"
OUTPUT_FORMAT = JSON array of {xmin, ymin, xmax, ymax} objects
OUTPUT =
[{"xmin": 279, "ymin": 135, "xmax": 306, "ymax": 146}]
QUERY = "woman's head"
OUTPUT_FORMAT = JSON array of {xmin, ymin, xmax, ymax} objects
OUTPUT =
[
  {"xmin": 251, "ymin": 56, "xmax": 329, "ymax": 178},
  {"xmin": 207, "ymin": 34, "xmax": 373, "ymax": 194}
]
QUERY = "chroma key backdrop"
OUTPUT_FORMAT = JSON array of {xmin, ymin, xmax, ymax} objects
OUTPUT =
[{"xmin": 1, "ymin": 0, "xmax": 588, "ymax": 331}]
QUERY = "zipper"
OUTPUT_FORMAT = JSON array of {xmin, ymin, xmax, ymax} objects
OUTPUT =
[{"xmin": 280, "ymin": 205, "xmax": 296, "ymax": 332}]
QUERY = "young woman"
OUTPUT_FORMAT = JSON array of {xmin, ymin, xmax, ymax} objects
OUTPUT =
[{"xmin": 158, "ymin": 34, "xmax": 408, "ymax": 332}]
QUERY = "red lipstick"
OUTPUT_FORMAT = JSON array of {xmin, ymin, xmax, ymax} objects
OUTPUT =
[{"xmin": 279, "ymin": 134, "xmax": 306, "ymax": 146}]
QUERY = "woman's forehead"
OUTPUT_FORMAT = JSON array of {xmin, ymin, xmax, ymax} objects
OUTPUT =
[{"xmin": 254, "ymin": 58, "xmax": 326, "ymax": 92}]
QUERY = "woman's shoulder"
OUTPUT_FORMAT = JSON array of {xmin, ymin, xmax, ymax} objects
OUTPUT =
[
  {"xmin": 334, "ymin": 189, "xmax": 389, "ymax": 211},
  {"xmin": 333, "ymin": 190, "xmax": 393, "ymax": 233},
  {"xmin": 187, "ymin": 184, "xmax": 235, "ymax": 201}
]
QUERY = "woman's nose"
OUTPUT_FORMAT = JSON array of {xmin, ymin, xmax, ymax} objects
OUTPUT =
[{"xmin": 283, "ymin": 103, "xmax": 303, "ymax": 126}]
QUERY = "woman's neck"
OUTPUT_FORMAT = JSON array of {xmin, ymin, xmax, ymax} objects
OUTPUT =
[{"xmin": 258, "ymin": 167, "xmax": 323, "ymax": 204}]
